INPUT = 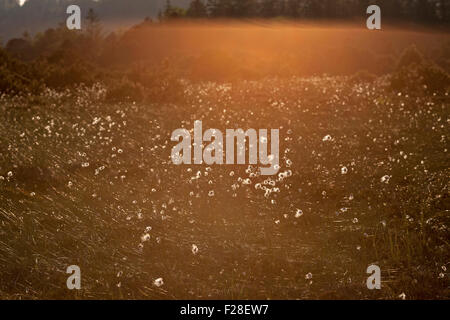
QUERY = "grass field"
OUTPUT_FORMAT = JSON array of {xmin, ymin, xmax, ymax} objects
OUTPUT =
[{"xmin": 0, "ymin": 24, "xmax": 449, "ymax": 299}]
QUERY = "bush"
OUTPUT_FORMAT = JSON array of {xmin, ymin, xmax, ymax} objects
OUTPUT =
[
  {"xmin": 390, "ymin": 46, "xmax": 450, "ymax": 93},
  {"xmin": 349, "ymin": 70, "xmax": 377, "ymax": 83},
  {"xmin": 396, "ymin": 45, "xmax": 424, "ymax": 70},
  {"xmin": 390, "ymin": 65, "xmax": 422, "ymax": 92},
  {"xmin": 390, "ymin": 63, "xmax": 450, "ymax": 94},
  {"xmin": 105, "ymin": 77, "xmax": 145, "ymax": 102},
  {"xmin": 420, "ymin": 64, "xmax": 450, "ymax": 92},
  {"xmin": 127, "ymin": 61, "xmax": 187, "ymax": 103},
  {"xmin": 0, "ymin": 47, "xmax": 37, "ymax": 94},
  {"xmin": 42, "ymin": 62, "xmax": 95, "ymax": 89}
]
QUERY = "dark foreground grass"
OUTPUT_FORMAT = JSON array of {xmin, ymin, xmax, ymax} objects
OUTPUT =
[{"xmin": 0, "ymin": 76, "xmax": 448, "ymax": 299}]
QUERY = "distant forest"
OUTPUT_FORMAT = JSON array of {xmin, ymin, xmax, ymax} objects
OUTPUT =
[
  {"xmin": 0, "ymin": 0, "xmax": 448, "ymax": 40},
  {"xmin": 174, "ymin": 0, "xmax": 449, "ymax": 23}
]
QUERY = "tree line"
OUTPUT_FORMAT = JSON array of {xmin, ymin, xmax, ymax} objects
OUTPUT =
[{"xmin": 165, "ymin": 0, "xmax": 449, "ymax": 24}]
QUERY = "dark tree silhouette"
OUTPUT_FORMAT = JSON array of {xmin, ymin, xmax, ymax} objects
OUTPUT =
[
  {"xmin": 259, "ymin": 0, "xmax": 278, "ymax": 18},
  {"xmin": 186, "ymin": 0, "xmax": 448, "ymax": 23},
  {"xmin": 163, "ymin": 0, "xmax": 187, "ymax": 19},
  {"xmin": 86, "ymin": 8, "xmax": 102, "ymax": 40},
  {"xmin": 415, "ymin": 0, "xmax": 436, "ymax": 22},
  {"xmin": 187, "ymin": 0, "xmax": 208, "ymax": 18}
]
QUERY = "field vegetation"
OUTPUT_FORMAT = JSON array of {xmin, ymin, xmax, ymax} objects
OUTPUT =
[{"xmin": 0, "ymin": 19, "xmax": 449, "ymax": 299}]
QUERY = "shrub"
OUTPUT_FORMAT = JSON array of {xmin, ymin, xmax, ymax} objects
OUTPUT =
[
  {"xmin": 390, "ymin": 46, "xmax": 450, "ymax": 93},
  {"xmin": 127, "ymin": 61, "xmax": 187, "ymax": 103},
  {"xmin": 390, "ymin": 66, "xmax": 422, "ymax": 92},
  {"xmin": 105, "ymin": 77, "xmax": 145, "ymax": 102},
  {"xmin": 349, "ymin": 70, "xmax": 377, "ymax": 83},
  {"xmin": 390, "ymin": 63, "xmax": 450, "ymax": 93},
  {"xmin": 396, "ymin": 45, "xmax": 424, "ymax": 70},
  {"xmin": 420, "ymin": 64, "xmax": 450, "ymax": 92},
  {"xmin": 42, "ymin": 63, "xmax": 95, "ymax": 89},
  {"xmin": 0, "ymin": 47, "xmax": 37, "ymax": 94}
]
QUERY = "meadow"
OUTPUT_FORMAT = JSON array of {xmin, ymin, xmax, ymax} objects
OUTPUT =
[{"xmin": 0, "ymin": 23, "xmax": 449, "ymax": 299}]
